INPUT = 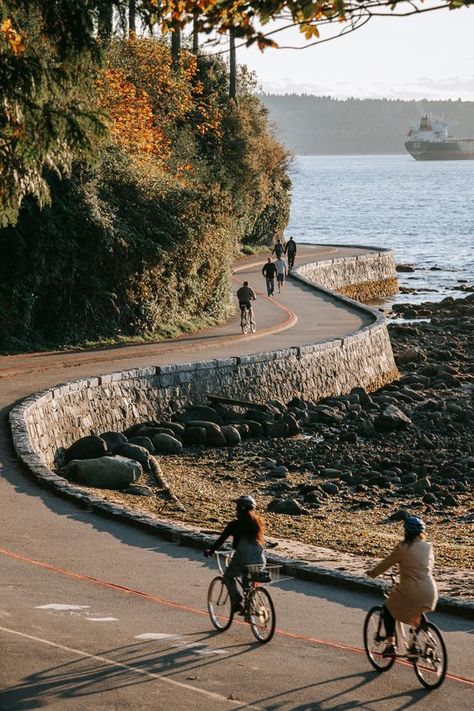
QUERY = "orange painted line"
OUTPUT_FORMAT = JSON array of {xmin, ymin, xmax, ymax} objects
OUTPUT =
[
  {"xmin": 0, "ymin": 546, "xmax": 207, "ymax": 617},
  {"xmin": 1, "ymin": 546, "xmax": 473, "ymax": 687}
]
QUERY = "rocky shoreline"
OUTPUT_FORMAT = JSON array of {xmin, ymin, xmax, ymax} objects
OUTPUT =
[{"xmin": 73, "ymin": 293, "xmax": 473, "ymax": 601}]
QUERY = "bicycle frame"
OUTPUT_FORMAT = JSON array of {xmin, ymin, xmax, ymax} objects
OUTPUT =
[
  {"xmin": 208, "ymin": 550, "xmax": 277, "ymax": 643},
  {"xmin": 364, "ymin": 568, "xmax": 448, "ymax": 689}
]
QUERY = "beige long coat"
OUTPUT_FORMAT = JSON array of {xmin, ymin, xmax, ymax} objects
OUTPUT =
[{"xmin": 371, "ymin": 539, "xmax": 438, "ymax": 625}]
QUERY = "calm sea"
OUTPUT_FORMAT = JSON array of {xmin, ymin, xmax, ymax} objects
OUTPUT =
[{"xmin": 287, "ymin": 154, "xmax": 474, "ymax": 305}]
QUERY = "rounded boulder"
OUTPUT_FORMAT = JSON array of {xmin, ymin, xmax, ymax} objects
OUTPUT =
[
  {"xmin": 129, "ymin": 436, "xmax": 155, "ymax": 453},
  {"xmin": 152, "ymin": 433, "xmax": 183, "ymax": 454},
  {"xmin": 220, "ymin": 425, "xmax": 241, "ymax": 447},
  {"xmin": 65, "ymin": 455, "xmax": 142, "ymax": 489},
  {"xmin": 65, "ymin": 435, "xmax": 107, "ymax": 463},
  {"xmin": 116, "ymin": 443, "xmax": 151, "ymax": 472},
  {"xmin": 183, "ymin": 427, "xmax": 207, "ymax": 445},
  {"xmin": 185, "ymin": 420, "xmax": 226, "ymax": 447},
  {"xmin": 100, "ymin": 431, "xmax": 128, "ymax": 454}
]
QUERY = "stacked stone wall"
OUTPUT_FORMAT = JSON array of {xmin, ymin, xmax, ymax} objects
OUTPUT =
[{"xmin": 296, "ymin": 248, "xmax": 398, "ymax": 301}]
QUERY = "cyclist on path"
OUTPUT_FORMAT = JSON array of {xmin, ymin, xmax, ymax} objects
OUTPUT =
[
  {"xmin": 204, "ymin": 495, "xmax": 266, "ymax": 613},
  {"xmin": 236, "ymin": 281, "xmax": 256, "ymax": 326},
  {"xmin": 262, "ymin": 257, "xmax": 277, "ymax": 296},
  {"xmin": 366, "ymin": 515, "xmax": 438, "ymax": 658},
  {"xmin": 284, "ymin": 236, "xmax": 297, "ymax": 269}
]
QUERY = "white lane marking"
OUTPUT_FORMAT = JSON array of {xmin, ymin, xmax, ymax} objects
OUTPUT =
[
  {"xmin": 86, "ymin": 617, "xmax": 119, "ymax": 622},
  {"xmin": 135, "ymin": 633, "xmax": 182, "ymax": 640},
  {"xmin": 0, "ymin": 625, "xmax": 260, "ymax": 710},
  {"xmin": 135, "ymin": 635, "xmax": 227, "ymax": 655},
  {"xmin": 35, "ymin": 604, "xmax": 90, "ymax": 611}
]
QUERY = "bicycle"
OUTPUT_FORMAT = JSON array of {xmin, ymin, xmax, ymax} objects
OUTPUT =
[
  {"xmin": 363, "ymin": 571, "xmax": 447, "ymax": 690},
  {"xmin": 240, "ymin": 304, "xmax": 256, "ymax": 334},
  {"xmin": 207, "ymin": 551, "xmax": 278, "ymax": 643}
]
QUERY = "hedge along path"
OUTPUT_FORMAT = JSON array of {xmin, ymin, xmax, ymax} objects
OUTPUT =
[{"xmin": 0, "ymin": 249, "xmax": 317, "ymax": 383}]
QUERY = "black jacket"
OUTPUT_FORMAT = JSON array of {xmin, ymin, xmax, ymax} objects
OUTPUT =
[{"xmin": 262, "ymin": 262, "xmax": 277, "ymax": 278}]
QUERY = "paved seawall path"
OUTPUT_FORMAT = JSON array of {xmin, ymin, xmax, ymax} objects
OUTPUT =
[
  {"xmin": 0, "ymin": 244, "xmax": 374, "ymax": 385},
  {"xmin": 1, "ymin": 245, "xmax": 473, "ymax": 709}
]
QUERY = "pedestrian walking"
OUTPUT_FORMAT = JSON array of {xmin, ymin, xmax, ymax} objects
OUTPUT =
[
  {"xmin": 284, "ymin": 236, "xmax": 297, "ymax": 269},
  {"xmin": 271, "ymin": 238, "xmax": 284, "ymax": 259},
  {"xmin": 275, "ymin": 256, "xmax": 287, "ymax": 293},
  {"xmin": 261, "ymin": 257, "xmax": 277, "ymax": 296}
]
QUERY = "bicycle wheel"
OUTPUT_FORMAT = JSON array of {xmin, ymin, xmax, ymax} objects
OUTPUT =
[
  {"xmin": 250, "ymin": 318, "xmax": 256, "ymax": 333},
  {"xmin": 248, "ymin": 587, "xmax": 276, "ymax": 643},
  {"xmin": 207, "ymin": 576, "xmax": 233, "ymax": 632},
  {"xmin": 363, "ymin": 606, "xmax": 396, "ymax": 672},
  {"xmin": 413, "ymin": 621, "xmax": 448, "ymax": 690},
  {"xmin": 241, "ymin": 311, "xmax": 249, "ymax": 334}
]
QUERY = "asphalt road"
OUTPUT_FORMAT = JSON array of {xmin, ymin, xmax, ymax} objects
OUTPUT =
[{"xmin": 1, "ymin": 245, "xmax": 473, "ymax": 709}]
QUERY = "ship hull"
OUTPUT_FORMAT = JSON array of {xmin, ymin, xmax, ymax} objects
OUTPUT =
[{"xmin": 405, "ymin": 139, "xmax": 474, "ymax": 161}]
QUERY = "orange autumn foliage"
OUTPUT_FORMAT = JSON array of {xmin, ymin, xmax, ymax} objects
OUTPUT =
[
  {"xmin": 98, "ymin": 38, "xmax": 223, "ymax": 178},
  {"xmin": 1, "ymin": 17, "xmax": 25, "ymax": 55},
  {"xmin": 97, "ymin": 69, "xmax": 171, "ymax": 161}
]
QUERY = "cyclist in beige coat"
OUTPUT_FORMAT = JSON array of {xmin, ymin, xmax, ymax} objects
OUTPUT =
[{"xmin": 367, "ymin": 515, "xmax": 438, "ymax": 657}]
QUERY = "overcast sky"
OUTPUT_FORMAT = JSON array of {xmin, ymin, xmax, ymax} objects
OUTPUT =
[{"xmin": 224, "ymin": 5, "xmax": 474, "ymax": 99}]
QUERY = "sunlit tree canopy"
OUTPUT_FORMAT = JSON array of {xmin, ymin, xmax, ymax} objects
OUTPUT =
[{"xmin": 147, "ymin": 1, "xmax": 473, "ymax": 50}]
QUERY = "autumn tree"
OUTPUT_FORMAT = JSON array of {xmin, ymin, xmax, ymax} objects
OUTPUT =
[{"xmin": 146, "ymin": 1, "xmax": 473, "ymax": 50}]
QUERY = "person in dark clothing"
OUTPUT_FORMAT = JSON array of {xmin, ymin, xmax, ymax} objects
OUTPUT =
[
  {"xmin": 261, "ymin": 257, "xmax": 277, "ymax": 296},
  {"xmin": 272, "ymin": 238, "xmax": 284, "ymax": 259},
  {"xmin": 236, "ymin": 281, "xmax": 256, "ymax": 326},
  {"xmin": 284, "ymin": 236, "xmax": 297, "ymax": 269},
  {"xmin": 204, "ymin": 495, "xmax": 266, "ymax": 613}
]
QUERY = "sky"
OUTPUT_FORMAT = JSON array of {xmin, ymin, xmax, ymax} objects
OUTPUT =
[{"xmin": 217, "ymin": 4, "xmax": 474, "ymax": 100}]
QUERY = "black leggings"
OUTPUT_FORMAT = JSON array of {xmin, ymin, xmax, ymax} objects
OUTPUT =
[
  {"xmin": 383, "ymin": 606, "xmax": 427, "ymax": 638},
  {"xmin": 382, "ymin": 605, "xmax": 396, "ymax": 637}
]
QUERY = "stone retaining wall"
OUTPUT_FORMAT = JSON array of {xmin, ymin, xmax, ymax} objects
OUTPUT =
[
  {"xmin": 10, "ymin": 245, "xmax": 399, "ymax": 473},
  {"xmin": 296, "ymin": 247, "xmax": 398, "ymax": 301}
]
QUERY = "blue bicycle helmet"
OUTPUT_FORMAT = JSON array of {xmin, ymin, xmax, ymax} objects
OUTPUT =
[
  {"xmin": 236, "ymin": 495, "xmax": 256, "ymax": 510},
  {"xmin": 404, "ymin": 515, "xmax": 426, "ymax": 535}
]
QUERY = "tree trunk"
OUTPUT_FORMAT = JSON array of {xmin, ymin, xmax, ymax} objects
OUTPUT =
[
  {"xmin": 229, "ymin": 28, "xmax": 237, "ymax": 99},
  {"xmin": 129, "ymin": 0, "xmax": 136, "ymax": 37},
  {"xmin": 98, "ymin": 2, "xmax": 113, "ymax": 41},
  {"xmin": 171, "ymin": 28, "xmax": 181, "ymax": 70},
  {"xmin": 192, "ymin": 16, "xmax": 199, "ymax": 55}
]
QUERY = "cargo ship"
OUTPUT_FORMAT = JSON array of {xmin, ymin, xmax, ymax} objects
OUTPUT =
[{"xmin": 405, "ymin": 114, "xmax": 474, "ymax": 161}]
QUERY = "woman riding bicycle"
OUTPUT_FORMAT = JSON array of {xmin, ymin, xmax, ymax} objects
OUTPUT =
[
  {"xmin": 204, "ymin": 495, "xmax": 266, "ymax": 613},
  {"xmin": 366, "ymin": 515, "xmax": 438, "ymax": 658}
]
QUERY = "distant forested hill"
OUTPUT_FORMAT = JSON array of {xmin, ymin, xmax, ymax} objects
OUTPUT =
[{"xmin": 258, "ymin": 95, "xmax": 474, "ymax": 155}]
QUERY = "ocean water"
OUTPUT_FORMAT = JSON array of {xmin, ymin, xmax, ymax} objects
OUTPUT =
[{"xmin": 287, "ymin": 154, "xmax": 474, "ymax": 305}]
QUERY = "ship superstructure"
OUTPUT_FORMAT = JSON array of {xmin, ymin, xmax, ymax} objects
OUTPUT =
[{"xmin": 405, "ymin": 114, "xmax": 474, "ymax": 161}]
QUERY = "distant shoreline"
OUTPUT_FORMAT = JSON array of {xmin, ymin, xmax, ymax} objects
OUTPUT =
[{"xmin": 260, "ymin": 94, "xmax": 474, "ymax": 155}]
